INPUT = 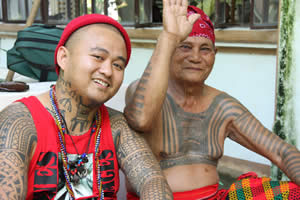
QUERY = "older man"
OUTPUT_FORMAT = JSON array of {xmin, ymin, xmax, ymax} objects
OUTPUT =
[
  {"xmin": 124, "ymin": 0, "xmax": 300, "ymax": 199},
  {"xmin": 0, "ymin": 14, "xmax": 172, "ymax": 200}
]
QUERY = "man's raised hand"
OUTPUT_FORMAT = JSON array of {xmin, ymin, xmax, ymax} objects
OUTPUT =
[{"xmin": 162, "ymin": 0, "xmax": 200, "ymax": 42}]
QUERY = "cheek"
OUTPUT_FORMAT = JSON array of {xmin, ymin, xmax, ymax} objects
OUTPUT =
[
  {"xmin": 171, "ymin": 56, "xmax": 185, "ymax": 70},
  {"xmin": 174, "ymin": 52, "xmax": 187, "ymax": 62},
  {"xmin": 203, "ymin": 55, "xmax": 215, "ymax": 67},
  {"xmin": 113, "ymin": 71, "xmax": 124, "ymax": 86}
]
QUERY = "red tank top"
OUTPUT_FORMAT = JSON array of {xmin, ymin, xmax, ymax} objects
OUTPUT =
[{"xmin": 18, "ymin": 96, "xmax": 119, "ymax": 200}]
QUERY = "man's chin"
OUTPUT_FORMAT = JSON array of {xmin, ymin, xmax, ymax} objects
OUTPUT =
[{"xmin": 80, "ymin": 95, "xmax": 111, "ymax": 108}]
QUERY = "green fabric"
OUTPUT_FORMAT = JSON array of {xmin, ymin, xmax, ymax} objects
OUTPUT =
[{"xmin": 7, "ymin": 24, "xmax": 63, "ymax": 81}]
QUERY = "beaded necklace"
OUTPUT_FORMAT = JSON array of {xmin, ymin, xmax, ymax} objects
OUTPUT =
[
  {"xmin": 49, "ymin": 86, "xmax": 104, "ymax": 200},
  {"xmin": 60, "ymin": 113, "xmax": 94, "ymax": 184}
]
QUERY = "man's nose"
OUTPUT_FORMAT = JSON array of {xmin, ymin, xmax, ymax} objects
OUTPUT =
[
  {"xmin": 98, "ymin": 60, "xmax": 113, "ymax": 77},
  {"xmin": 190, "ymin": 50, "xmax": 202, "ymax": 63}
]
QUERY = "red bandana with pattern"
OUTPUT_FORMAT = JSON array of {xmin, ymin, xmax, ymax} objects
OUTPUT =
[{"xmin": 187, "ymin": 6, "xmax": 215, "ymax": 44}]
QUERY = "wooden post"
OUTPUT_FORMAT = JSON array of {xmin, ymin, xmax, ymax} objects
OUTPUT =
[{"xmin": 5, "ymin": 0, "xmax": 41, "ymax": 81}]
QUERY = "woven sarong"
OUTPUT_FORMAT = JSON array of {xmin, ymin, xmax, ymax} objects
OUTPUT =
[{"xmin": 225, "ymin": 172, "xmax": 300, "ymax": 200}]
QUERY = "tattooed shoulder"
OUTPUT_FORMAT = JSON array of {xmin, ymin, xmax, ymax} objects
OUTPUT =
[
  {"xmin": 0, "ymin": 102, "xmax": 37, "ymax": 199},
  {"xmin": 207, "ymin": 92, "xmax": 248, "ymax": 118},
  {"xmin": 107, "ymin": 107, "xmax": 127, "ymax": 146},
  {"xmin": 0, "ymin": 102, "xmax": 37, "ymax": 153}
]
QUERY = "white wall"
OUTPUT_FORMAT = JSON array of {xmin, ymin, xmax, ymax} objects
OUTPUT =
[
  {"xmin": 209, "ymin": 51, "xmax": 276, "ymax": 165},
  {"xmin": 123, "ymin": 47, "xmax": 153, "ymax": 85},
  {"xmin": 0, "ymin": 37, "xmax": 15, "ymax": 69}
]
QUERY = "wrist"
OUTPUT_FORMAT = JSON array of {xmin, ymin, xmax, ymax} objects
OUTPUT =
[{"xmin": 158, "ymin": 31, "xmax": 182, "ymax": 47}]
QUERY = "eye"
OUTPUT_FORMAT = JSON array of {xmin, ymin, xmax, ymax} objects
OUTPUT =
[
  {"xmin": 200, "ymin": 47, "xmax": 212, "ymax": 53},
  {"xmin": 92, "ymin": 55, "xmax": 104, "ymax": 60},
  {"xmin": 113, "ymin": 63, "xmax": 124, "ymax": 71},
  {"xmin": 179, "ymin": 44, "xmax": 192, "ymax": 49}
]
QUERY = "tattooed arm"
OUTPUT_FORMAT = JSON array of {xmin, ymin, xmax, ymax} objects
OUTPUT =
[
  {"xmin": 109, "ymin": 109, "xmax": 173, "ymax": 199},
  {"xmin": 227, "ymin": 102, "xmax": 300, "ymax": 185},
  {"xmin": 124, "ymin": 0, "xmax": 199, "ymax": 131},
  {"xmin": 0, "ymin": 103, "xmax": 37, "ymax": 199}
]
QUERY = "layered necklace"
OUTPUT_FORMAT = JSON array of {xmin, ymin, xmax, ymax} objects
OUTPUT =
[{"xmin": 49, "ymin": 86, "xmax": 104, "ymax": 200}]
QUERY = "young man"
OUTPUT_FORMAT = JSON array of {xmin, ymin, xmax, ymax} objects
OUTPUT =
[
  {"xmin": 0, "ymin": 14, "xmax": 172, "ymax": 200},
  {"xmin": 124, "ymin": 0, "xmax": 300, "ymax": 199}
]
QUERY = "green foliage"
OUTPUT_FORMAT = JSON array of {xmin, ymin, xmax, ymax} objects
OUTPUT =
[
  {"xmin": 189, "ymin": 0, "xmax": 198, "ymax": 6},
  {"xmin": 272, "ymin": 0, "xmax": 296, "ymax": 181}
]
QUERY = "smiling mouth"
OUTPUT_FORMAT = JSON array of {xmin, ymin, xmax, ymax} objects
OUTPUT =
[
  {"xmin": 93, "ymin": 79, "xmax": 110, "ymax": 87},
  {"xmin": 184, "ymin": 67, "xmax": 203, "ymax": 71}
]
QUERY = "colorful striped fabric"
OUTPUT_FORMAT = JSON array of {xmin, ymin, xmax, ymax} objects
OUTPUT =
[{"xmin": 225, "ymin": 172, "xmax": 300, "ymax": 200}]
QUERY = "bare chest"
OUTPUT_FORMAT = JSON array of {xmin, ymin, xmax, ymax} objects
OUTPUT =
[{"xmin": 146, "ymin": 95, "xmax": 233, "ymax": 169}]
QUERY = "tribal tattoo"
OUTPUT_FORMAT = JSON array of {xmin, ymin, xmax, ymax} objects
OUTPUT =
[
  {"xmin": 159, "ymin": 93, "xmax": 246, "ymax": 169},
  {"xmin": 157, "ymin": 91, "xmax": 300, "ymax": 185},
  {"xmin": 70, "ymin": 100, "xmax": 90, "ymax": 132},
  {"xmin": 55, "ymin": 74, "xmax": 93, "ymax": 134},
  {"xmin": 125, "ymin": 62, "xmax": 152, "ymax": 124},
  {"xmin": 0, "ymin": 103, "xmax": 37, "ymax": 200},
  {"xmin": 232, "ymin": 109, "xmax": 300, "ymax": 184},
  {"xmin": 108, "ymin": 108, "xmax": 172, "ymax": 199}
]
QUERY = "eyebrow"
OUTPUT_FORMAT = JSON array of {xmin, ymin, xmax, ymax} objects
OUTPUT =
[
  {"xmin": 91, "ymin": 47, "xmax": 109, "ymax": 54},
  {"xmin": 200, "ymin": 44, "xmax": 212, "ymax": 48},
  {"xmin": 90, "ymin": 47, "xmax": 127, "ymax": 64},
  {"xmin": 181, "ymin": 41, "xmax": 213, "ymax": 48}
]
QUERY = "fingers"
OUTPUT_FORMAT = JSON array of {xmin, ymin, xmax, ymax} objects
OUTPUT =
[
  {"xmin": 163, "ymin": 0, "xmax": 170, "ymax": 7},
  {"xmin": 176, "ymin": 0, "xmax": 182, "ymax": 6},
  {"xmin": 164, "ymin": 0, "xmax": 188, "ymax": 7},
  {"xmin": 188, "ymin": 13, "xmax": 200, "ymax": 25},
  {"xmin": 176, "ymin": 0, "xmax": 188, "ymax": 7},
  {"xmin": 164, "ymin": 0, "xmax": 175, "ymax": 6},
  {"xmin": 181, "ymin": 0, "xmax": 188, "ymax": 7}
]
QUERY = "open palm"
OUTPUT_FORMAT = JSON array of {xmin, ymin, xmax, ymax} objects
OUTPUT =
[{"xmin": 163, "ymin": 0, "xmax": 200, "ymax": 42}]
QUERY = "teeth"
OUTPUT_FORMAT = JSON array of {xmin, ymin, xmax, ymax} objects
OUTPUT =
[{"xmin": 94, "ymin": 79, "xmax": 109, "ymax": 87}]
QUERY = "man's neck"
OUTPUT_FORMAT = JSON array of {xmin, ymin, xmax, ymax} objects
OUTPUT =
[
  {"xmin": 54, "ymin": 82, "xmax": 99, "ymax": 136},
  {"xmin": 168, "ymin": 79, "xmax": 210, "ymax": 113}
]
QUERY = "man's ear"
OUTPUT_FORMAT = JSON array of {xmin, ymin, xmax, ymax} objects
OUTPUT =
[
  {"xmin": 214, "ymin": 47, "xmax": 218, "ymax": 54},
  {"xmin": 56, "ymin": 46, "xmax": 69, "ymax": 71}
]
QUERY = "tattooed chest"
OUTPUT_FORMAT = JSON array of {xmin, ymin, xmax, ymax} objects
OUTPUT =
[
  {"xmin": 158, "ymin": 113, "xmax": 222, "ymax": 169},
  {"xmin": 156, "ymin": 93, "xmax": 238, "ymax": 169}
]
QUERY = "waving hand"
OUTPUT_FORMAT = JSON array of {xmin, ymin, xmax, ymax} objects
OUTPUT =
[{"xmin": 163, "ymin": 0, "xmax": 200, "ymax": 42}]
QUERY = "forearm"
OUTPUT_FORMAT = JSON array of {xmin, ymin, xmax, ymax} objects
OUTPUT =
[
  {"xmin": 121, "ymin": 147, "xmax": 170, "ymax": 197},
  {"xmin": 279, "ymin": 144, "xmax": 300, "ymax": 185},
  {"xmin": 115, "ymin": 120, "xmax": 172, "ymax": 198},
  {"xmin": 229, "ymin": 109, "xmax": 300, "ymax": 185},
  {"xmin": 140, "ymin": 176, "xmax": 173, "ymax": 200},
  {"xmin": 124, "ymin": 32, "xmax": 179, "ymax": 131}
]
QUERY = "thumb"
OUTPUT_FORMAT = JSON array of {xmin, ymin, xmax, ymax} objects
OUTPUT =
[{"xmin": 188, "ymin": 14, "xmax": 200, "ymax": 26}]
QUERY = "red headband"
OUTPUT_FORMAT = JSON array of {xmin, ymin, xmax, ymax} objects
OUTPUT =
[
  {"xmin": 187, "ymin": 6, "xmax": 215, "ymax": 44},
  {"xmin": 55, "ymin": 14, "xmax": 131, "ymax": 74}
]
